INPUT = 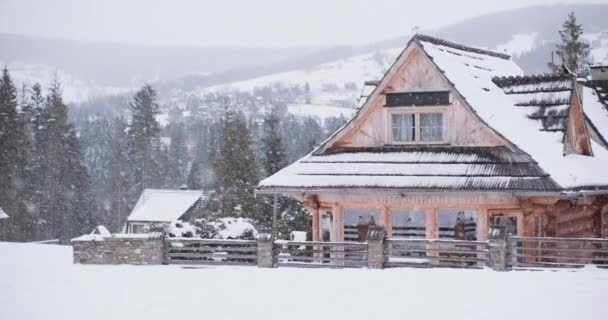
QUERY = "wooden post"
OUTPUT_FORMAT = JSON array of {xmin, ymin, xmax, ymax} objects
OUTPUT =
[
  {"xmin": 477, "ymin": 207, "xmax": 488, "ymax": 241},
  {"xmin": 333, "ymin": 206, "xmax": 344, "ymax": 242},
  {"xmin": 272, "ymin": 193, "xmax": 278, "ymax": 239},
  {"xmin": 311, "ymin": 207, "xmax": 320, "ymax": 242},
  {"xmin": 426, "ymin": 208, "xmax": 439, "ymax": 263},
  {"xmin": 381, "ymin": 206, "xmax": 392, "ymax": 237},
  {"xmin": 426, "ymin": 208, "xmax": 438, "ymax": 239}
]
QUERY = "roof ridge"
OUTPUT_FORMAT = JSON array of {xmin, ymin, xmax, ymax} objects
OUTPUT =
[
  {"xmin": 413, "ymin": 34, "xmax": 511, "ymax": 60},
  {"xmin": 143, "ymin": 188, "xmax": 202, "ymax": 194}
]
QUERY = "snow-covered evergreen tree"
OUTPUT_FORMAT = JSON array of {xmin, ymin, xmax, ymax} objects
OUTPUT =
[
  {"xmin": 213, "ymin": 109, "xmax": 260, "ymax": 219},
  {"xmin": 126, "ymin": 84, "xmax": 162, "ymax": 203},
  {"xmin": 107, "ymin": 117, "xmax": 130, "ymax": 232},
  {"xmin": 167, "ymin": 122, "xmax": 189, "ymax": 187},
  {"xmin": 0, "ymin": 67, "xmax": 28, "ymax": 240},
  {"xmin": 548, "ymin": 12, "xmax": 591, "ymax": 76},
  {"xmin": 261, "ymin": 107, "xmax": 287, "ymax": 176}
]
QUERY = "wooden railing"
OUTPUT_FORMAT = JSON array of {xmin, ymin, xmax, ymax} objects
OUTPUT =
[
  {"xmin": 508, "ymin": 236, "xmax": 608, "ymax": 269},
  {"xmin": 274, "ymin": 240, "xmax": 368, "ymax": 268},
  {"xmin": 385, "ymin": 238, "xmax": 490, "ymax": 269},
  {"xmin": 165, "ymin": 238, "xmax": 258, "ymax": 266}
]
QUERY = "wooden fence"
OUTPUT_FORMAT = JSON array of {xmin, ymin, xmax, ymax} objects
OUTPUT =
[
  {"xmin": 385, "ymin": 238, "xmax": 490, "ymax": 269},
  {"xmin": 160, "ymin": 235, "xmax": 608, "ymax": 270},
  {"xmin": 508, "ymin": 236, "xmax": 608, "ymax": 269},
  {"xmin": 165, "ymin": 238, "xmax": 258, "ymax": 266},
  {"xmin": 274, "ymin": 240, "xmax": 368, "ymax": 268}
]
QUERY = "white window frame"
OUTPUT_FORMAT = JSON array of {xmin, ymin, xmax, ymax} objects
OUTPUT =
[{"xmin": 386, "ymin": 106, "xmax": 449, "ymax": 144}]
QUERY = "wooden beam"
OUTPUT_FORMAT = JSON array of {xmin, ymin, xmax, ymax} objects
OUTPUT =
[
  {"xmin": 477, "ymin": 207, "xmax": 488, "ymax": 241},
  {"xmin": 426, "ymin": 208, "xmax": 438, "ymax": 239},
  {"xmin": 311, "ymin": 207, "xmax": 320, "ymax": 242}
]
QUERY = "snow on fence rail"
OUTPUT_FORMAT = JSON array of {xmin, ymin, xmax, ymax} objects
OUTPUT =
[
  {"xmin": 508, "ymin": 236, "xmax": 608, "ymax": 269},
  {"xmin": 274, "ymin": 240, "xmax": 368, "ymax": 268},
  {"xmin": 165, "ymin": 238, "xmax": 258, "ymax": 266},
  {"xmin": 385, "ymin": 238, "xmax": 490, "ymax": 269}
]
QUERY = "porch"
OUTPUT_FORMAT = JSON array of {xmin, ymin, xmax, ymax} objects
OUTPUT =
[{"xmin": 302, "ymin": 193, "xmax": 530, "ymax": 243}]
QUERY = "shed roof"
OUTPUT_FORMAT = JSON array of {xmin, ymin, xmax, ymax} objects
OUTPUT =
[{"xmin": 127, "ymin": 189, "xmax": 203, "ymax": 223}]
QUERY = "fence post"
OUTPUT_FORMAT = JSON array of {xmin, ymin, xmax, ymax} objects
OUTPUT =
[
  {"xmin": 257, "ymin": 233, "xmax": 275, "ymax": 268},
  {"xmin": 367, "ymin": 225, "xmax": 386, "ymax": 269},
  {"xmin": 488, "ymin": 225, "xmax": 508, "ymax": 271}
]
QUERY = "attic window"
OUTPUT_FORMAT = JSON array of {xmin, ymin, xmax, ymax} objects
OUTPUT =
[
  {"xmin": 390, "ymin": 111, "xmax": 445, "ymax": 143},
  {"xmin": 385, "ymin": 91, "xmax": 450, "ymax": 107}
]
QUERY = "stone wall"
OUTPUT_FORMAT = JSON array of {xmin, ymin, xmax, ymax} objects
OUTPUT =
[{"xmin": 72, "ymin": 234, "xmax": 164, "ymax": 265}]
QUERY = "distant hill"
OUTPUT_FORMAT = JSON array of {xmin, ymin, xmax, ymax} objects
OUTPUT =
[{"xmin": 1, "ymin": 3, "xmax": 607, "ymax": 106}]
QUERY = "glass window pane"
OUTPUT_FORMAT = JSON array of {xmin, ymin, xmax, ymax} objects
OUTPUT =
[
  {"xmin": 438, "ymin": 209, "xmax": 477, "ymax": 240},
  {"xmin": 344, "ymin": 208, "xmax": 380, "ymax": 242},
  {"xmin": 392, "ymin": 127, "xmax": 401, "ymax": 141},
  {"xmin": 392, "ymin": 210, "xmax": 426, "ymax": 238},
  {"xmin": 391, "ymin": 114, "xmax": 415, "ymax": 142},
  {"xmin": 420, "ymin": 113, "xmax": 443, "ymax": 142},
  {"xmin": 392, "ymin": 114, "xmax": 401, "ymax": 126}
]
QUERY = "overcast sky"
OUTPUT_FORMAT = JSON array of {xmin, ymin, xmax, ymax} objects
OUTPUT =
[{"xmin": 0, "ymin": 0, "xmax": 602, "ymax": 48}]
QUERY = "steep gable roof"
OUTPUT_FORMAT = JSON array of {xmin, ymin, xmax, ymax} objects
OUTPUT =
[
  {"xmin": 413, "ymin": 36, "xmax": 608, "ymax": 190},
  {"xmin": 259, "ymin": 35, "xmax": 608, "ymax": 193}
]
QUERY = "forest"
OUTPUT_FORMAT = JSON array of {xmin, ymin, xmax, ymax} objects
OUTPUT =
[{"xmin": 0, "ymin": 68, "xmax": 348, "ymax": 242}]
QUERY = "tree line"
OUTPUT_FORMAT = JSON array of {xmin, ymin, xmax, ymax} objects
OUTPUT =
[{"xmin": 0, "ymin": 66, "xmax": 346, "ymax": 241}]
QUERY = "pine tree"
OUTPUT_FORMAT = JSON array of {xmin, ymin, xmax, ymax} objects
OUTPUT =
[
  {"xmin": 34, "ymin": 78, "xmax": 94, "ymax": 241},
  {"xmin": 261, "ymin": 107, "xmax": 287, "ymax": 176},
  {"xmin": 213, "ymin": 109, "xmax": 260, "ymax": 219},
  {"xmin": 548, "ymin": 12, "xmax": 591, "ymax": 75},
  {"xmin": 107, "ymin": 117, "xmax": 130, "ymax": 232},
  {"xmin": 126, "ymin": 84, "xmax": 162, "ymax": 203},
  {"xmin": 80, "ymin": 113, "xmax": 114, "ymax": 228},
  {"xmin": 187, "ymin": 119, "xmax": 219, "ymax": 190},
  {"xmin": 0, "ymin": 67, "xmax": 28, "ymax": 240},
  {"xmin": 167, "ymin": 122, "xmax": 189, "ymax": 187}
]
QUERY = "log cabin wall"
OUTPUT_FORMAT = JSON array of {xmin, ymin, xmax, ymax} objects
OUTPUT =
[{"xmin": 297, "ymin": 193, "xmax": 608, "ymax": 241}]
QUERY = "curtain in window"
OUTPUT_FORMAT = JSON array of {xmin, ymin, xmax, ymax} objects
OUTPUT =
[
  {"xmin": 391, "ymin": 114, "xmax": 415, "ymax": 142},
  {"xmin": 420, "ymin": 113, "xmax": 443, "ymax": 142}
]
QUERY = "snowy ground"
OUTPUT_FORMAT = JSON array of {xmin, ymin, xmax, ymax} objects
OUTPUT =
[{"xmin": 1, "ymin": 242, "xmax": 607, "ymax": 320}]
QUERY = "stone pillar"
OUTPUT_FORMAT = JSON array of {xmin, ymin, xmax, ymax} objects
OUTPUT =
[
  {"xmin": 488, "ymin": 225, "xmax": 508, "ymax": 271},
  {"xmin": 367, "ymin": 225, "xmax": 386, "ymax": 269},
  {"xmin": 257, "ymin": 233, "xmax": 275, "ymax": 268}
]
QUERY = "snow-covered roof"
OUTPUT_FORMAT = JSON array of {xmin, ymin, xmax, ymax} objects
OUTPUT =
[
  {"xmin": 0, "ymin": 207, "xmax": 8, "ymax": 219},
  {"xmin": 127, "ymin": 189, "xmax": 203, "ymax": 222},
  {"xmin": 259, "ymin": 35, "xmax": 608, "ymax": 193},
  {"xmin": 584, "ymin": 81, "xmax": 608, "ymax": 146},
  {"xmin": 259, "ymin": 146, "xmax": 557, "ymax": 192},
  {"xmin": 415, "ymin": 37, "xmax": 608, "ymax": 189}
]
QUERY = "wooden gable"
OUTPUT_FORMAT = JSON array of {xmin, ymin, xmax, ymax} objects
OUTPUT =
[{"xmin": 317, "ymin": 41, "xmax": 510, "ymax": 154}]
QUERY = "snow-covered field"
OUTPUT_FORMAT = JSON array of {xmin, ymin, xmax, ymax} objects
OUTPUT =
[{"xmin": 1, "ymin": 242, "xmax": 607, "ymax": 320}]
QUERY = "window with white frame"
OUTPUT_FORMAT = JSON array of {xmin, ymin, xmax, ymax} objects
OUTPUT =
[{"xmin": 390, "ymin": 111, "xmax": 445, "ymax": 143}]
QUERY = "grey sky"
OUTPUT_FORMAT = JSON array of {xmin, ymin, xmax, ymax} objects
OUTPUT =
[{"xmin": 0, "ymin": 0, "xmax": 602, "ymax": 47}]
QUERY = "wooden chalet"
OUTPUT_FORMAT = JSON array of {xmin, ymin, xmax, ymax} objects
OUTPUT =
[{"xmin": 257, "ymin": 35, "xmax": 608, "ymax": 242}]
